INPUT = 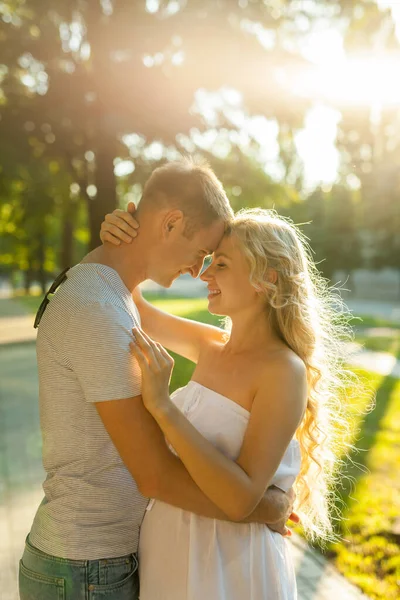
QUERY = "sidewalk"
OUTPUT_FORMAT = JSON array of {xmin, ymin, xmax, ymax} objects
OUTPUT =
[
  {"xmin": 345, "ymin": 299, "xmax": 400, "ymax": 323},
  {"xmin": 0, "ymin": 316, "xmax": 383, "ymax": 600}
]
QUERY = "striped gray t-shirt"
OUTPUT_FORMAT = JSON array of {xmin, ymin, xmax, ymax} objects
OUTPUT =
[{"xmin": 29, "ymin": 263, "xmax": 149, "ymax": 560}]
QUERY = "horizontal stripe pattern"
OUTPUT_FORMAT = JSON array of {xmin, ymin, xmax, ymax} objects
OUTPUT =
[{"xmin": 29, "ymin": 264, "xmax": 149, "ymax": 560}]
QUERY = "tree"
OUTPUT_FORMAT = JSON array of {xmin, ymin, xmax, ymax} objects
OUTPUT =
[{"xmin": 1, "ymin": 0, "xmax": 330, "ymax": 248}]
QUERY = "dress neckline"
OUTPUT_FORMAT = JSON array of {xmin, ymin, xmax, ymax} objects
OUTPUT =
[{"xmin": 188, "ymin": 380, "xmax": 250, "ymax": 417}]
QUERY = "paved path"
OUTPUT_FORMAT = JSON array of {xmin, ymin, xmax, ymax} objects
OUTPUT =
[
  {"xmin": 0, "ymin": 313, "xmax": 388, "ymax": 600},
  {"xmin": 345, "ymin": 299, "xmax": 400, "ymax": 323}
]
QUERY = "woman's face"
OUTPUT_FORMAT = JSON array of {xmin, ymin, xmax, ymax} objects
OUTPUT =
[{"xmin": 200, "ymin": 233, "xmax": 261, "ymax": 317}]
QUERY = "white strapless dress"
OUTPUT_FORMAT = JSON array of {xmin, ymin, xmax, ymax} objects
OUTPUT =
[{"xmin": 138, "ymin": 381, "xmax": 301, "ymax": 600}]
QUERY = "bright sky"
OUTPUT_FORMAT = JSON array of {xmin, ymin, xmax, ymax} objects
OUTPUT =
[
  {"xmin": 188, "ymin": 0, "xmax": 400, "ymax": 192},
  {"xmin": 274, "ymin": 0, "xmax": 400, "ymax": 190}
]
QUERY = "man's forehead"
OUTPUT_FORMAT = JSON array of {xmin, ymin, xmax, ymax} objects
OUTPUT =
[{"xmin": 200, "ymin": 220, "xmax": 225, "ymax": 253}]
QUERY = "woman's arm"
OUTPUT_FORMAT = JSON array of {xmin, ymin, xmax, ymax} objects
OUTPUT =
[
  {"xmin": 101, "ymin": 207, "xmax": 226, "ymax": 362},
  {"xmin": 134, "ymin": 291, "xmax": 225, "ymax": 363},
  {"xmin": 131, "ymin": 327, "xmax": 307, "ymax": 522}
]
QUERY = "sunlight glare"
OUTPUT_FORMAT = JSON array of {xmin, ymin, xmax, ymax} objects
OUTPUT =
[
  {"xmin": 295, "ymin": 105, "xmax": 341, "ymax": 189},
  {"xmin": 291, "ymin": 55, "xmax": 400, "ymax": 107}
]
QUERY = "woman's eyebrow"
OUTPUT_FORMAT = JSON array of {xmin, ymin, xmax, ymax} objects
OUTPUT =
[{"xmin": 214, "ymin": 252, "xmax": 231, "ymax": 260}]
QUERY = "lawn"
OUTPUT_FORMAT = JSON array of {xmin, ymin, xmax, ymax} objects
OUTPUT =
[
  {"xmin": 330, "ymin": 370, "xmax": 400, "ymax": 599},
  {"xmin": 0, "ymin": 292, "xmax": 45, "ymax": 316}
]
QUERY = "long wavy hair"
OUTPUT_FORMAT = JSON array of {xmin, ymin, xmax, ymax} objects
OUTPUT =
[{"xmin": 225, "ymin": 208, "xmax": 357, "ymax": 541}]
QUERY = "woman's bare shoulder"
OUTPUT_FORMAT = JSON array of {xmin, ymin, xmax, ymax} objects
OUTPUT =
[{"xmin": 256, "ymin": 346, "xmax": 307, "ymax": 395}]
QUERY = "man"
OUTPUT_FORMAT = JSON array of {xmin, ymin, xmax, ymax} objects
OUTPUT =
[{"xmin": 19, "ymin": 160, "xmax": 297, "ymax": 600}]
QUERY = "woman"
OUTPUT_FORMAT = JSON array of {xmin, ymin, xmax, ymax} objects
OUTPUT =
[{"xmin": 100, "ymin": 207, "xmax": 350, "ymax": 599}]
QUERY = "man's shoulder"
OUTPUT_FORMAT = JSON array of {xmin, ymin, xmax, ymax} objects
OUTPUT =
[
  {"xmin": 70, "ymin": 298, "xmax": 134, "ymax": 328},
  {"xmin": 62, "ymin": 264, "xmax": 132, "ymax": 313}
]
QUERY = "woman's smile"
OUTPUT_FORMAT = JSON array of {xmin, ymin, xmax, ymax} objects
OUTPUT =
[{"xmin": 207, "ymin": 287, "xmax": 221, "ymax": 299}]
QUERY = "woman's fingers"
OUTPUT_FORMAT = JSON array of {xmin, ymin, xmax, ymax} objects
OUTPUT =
[
  {"xmin": 137, "ymin": 330, "xmax": 173, "ymax": 367},
  {"xmin": 132, "ymin": 327, "xmax": 173, "ymax": 372},
  {"xmin": 100, "ymin": 230, "xmax": 121, "ymax": 246},
  {"xmin": 103, "ymin": 222, "xmax": 135, "ymax": 243},
  {"xmin": 129, "ymin": 341, "xmax": 149, "ymax": 372},
  {"xmin": 132, "ymin": 328, "xmax": 161, "ymax": 368},
  {"xmin": 139, "ymin": 331, "xmax": 173, "ymax": 368},
  {"xmin": 137, "ymin": 328, "xmax": 163, "ymax": 356},
  {"xmin": 284, "ymin": 527, "xmax": 292, "ymax": 537},
  {"xmin": 155, "ymin": 342, "xmax": 174, "ymax": 366},
  {"xmin": 104, "ymin": 213, "xmax": 138, "ymax": 240},
  {"xmin": 111, "ymin": 208, "xmax": 139, "ymax": 231}
]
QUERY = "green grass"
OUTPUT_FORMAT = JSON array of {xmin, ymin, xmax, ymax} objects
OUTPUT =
[
  {"xmin": 156, "ymin": 298, "xmax": 221, "ymax": 393},
  {"xmin": 329, "ymin": 371, "xmax": 400, "ymax": 600},
  {"xmin": 0, "ymin": 292, "xmax": 42, "ymax": 316},
  {"xmin": 0, "ymin": 291, "xmax": 201, "ymax": 318}
]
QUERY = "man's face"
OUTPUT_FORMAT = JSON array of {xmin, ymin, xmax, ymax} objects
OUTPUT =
[{"xmin": 152, "ymin": 218, "xmax": 225, "ymax": 288}]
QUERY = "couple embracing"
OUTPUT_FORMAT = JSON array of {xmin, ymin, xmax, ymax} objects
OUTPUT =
[{"xmin": 19, "ymin": 160, "xmax": 344, "ymax": 599}]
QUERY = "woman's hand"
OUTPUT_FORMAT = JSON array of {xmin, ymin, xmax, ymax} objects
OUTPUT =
[
  {"xmin": 100, "ymin": 201, "xmax": 139, "ymax": 246},
  {"xmin": 263, "ymin": 487, "xmax": 299, "ymax": 537},
  {"xmin": 130, "ymin": 327, "xmax": 174, "ymax": 416}
]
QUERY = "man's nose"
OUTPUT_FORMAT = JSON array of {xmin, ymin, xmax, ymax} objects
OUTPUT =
[
  {"xmin": 189, "ymin": 257, "xmax": 205, "ymax": 279},
  {"xmin": 200, "ymin": 264, "xmax": 212, "ymax": 281}
]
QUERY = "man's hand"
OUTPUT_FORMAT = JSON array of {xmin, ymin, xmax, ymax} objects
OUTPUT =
[{"xmin": 264, "ymin": 486, "xmax": 299, "ymax": 537}]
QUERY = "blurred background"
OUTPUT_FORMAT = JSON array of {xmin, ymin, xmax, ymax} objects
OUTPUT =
[{"xmin": 0, "ymin": 1, "xmax": 399, "ymax": 599}]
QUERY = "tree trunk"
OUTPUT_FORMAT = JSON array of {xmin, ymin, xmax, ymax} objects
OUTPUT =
[
  {"xmin": 89, "ymin": 139, "xmax": 118, "ymax": 250},
  {"xmin": 24, "ymin": 266, "xmax": 32, "ymax": 295},
  {"xmin": 60, "ymin": 194, "xmax": 74, "ymax": 269},
  {"xmin": 37, "ymin": 235, "xmax": 46, "ymax": 294},
  {"xmin": 61, "ymin": 218, "xmax": 73, "ymax": 269}
]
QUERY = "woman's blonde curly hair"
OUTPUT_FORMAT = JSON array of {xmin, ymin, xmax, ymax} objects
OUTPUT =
[{"xmin": 225, "ymin": 208, "xmax": 356, "ymax": 542}]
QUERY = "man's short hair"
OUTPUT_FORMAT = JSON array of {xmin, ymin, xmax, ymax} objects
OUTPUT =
[{"xmin": 139, "ymin": 159, "xmax": 234, "ymax": 236}]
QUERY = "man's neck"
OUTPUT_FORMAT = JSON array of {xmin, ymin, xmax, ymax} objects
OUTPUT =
[{"xmin": 81, "ymin": 243, "xmax": 147, "ymax": 293}]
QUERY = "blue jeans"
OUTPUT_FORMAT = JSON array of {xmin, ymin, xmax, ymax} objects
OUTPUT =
[{"xmin": 19, "ymin": 536, "xmax": 139, "ymax": 600}]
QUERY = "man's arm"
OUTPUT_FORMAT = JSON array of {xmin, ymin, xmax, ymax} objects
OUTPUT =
[{"xmin": 96, "ymin": 396, "xmax": 293, "ymax": 529}]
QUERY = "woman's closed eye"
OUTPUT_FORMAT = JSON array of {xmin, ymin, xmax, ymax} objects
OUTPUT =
[{"xmin": 216, "ymin": 263, "xmax": 226, "ymax": 268}]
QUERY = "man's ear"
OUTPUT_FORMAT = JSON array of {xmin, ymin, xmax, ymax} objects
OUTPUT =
[{"xmin": 162, "ymin": 209, "xmax": 184, "ymax": 238}]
